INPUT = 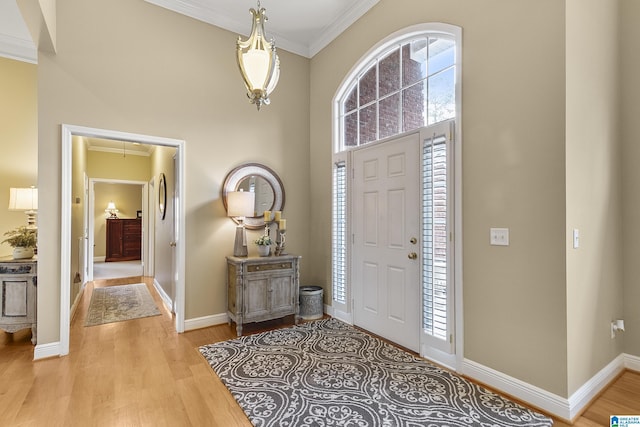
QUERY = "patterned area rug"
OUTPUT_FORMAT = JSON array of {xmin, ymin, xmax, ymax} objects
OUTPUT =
[
  {"xmin": 85, "ymin": 283, "xmax": 161, "ymax": 327},
  {"xmin": 199, "ymin": 319, "xmax": 552, "ymax": 427}
]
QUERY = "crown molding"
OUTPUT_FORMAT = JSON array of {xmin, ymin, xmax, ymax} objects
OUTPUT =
[
  {"xmin": 145, "ymin": 0, "xmax": 379, "ymax": 59},
  {"xmin": 0, "ymin": 33, "xmax": 36, "ymax": 64},
  {"xmin": 308, "ymin": 0, "xmax": 379, "ymax": 58}
]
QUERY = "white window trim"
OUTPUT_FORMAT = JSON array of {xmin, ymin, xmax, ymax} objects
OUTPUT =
[
  {"xmin": 331, "ymin": 22, "xmax": 464, "ymax": 370},
  {"xmin": 333, "ymin": 22, "xmax": 462, "ymax": 154}
]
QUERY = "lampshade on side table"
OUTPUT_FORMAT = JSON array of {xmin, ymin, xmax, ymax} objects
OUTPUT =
[
  {"xmin": 8, "ymin": 187, "xmax": 38, "ymax": 228},
  {"xmin": 227, "ymin": 190, "xmax": 255, "ymax": 257}
]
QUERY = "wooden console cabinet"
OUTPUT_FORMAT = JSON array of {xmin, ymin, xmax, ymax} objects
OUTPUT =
[
  {"xmin": 0, "ymin": 256, "xmax": 37, "ymax": 344},
  {"xmin": 227, "ymin": 255, "xmax": 301, "ymax": 336},
  {"xmin": 106, "ymin": 218, "xmax": 141, "ymax": 262}
]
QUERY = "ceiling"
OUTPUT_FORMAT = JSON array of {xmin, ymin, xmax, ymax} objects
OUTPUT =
[
  {"xmin": 0, "ymin": 1, "xmax": 37, "ymax": 63},
  {"xmin": 0, "ymin": 0, "xmax": 379, "ymax": 62}
]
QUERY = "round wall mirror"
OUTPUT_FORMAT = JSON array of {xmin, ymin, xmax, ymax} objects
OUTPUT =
[
  {"xmin": 222, "ymin": 163, "xmax": 285, "ymax": 229},
  {"xmin": 158, "ymin": 173, "xmax": 167, "ymax": 220}
]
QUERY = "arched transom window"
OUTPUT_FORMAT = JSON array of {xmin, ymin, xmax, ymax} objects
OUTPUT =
[{"xmin": 337, "ymin": 34, "xmax": 456, "ymax": 151}]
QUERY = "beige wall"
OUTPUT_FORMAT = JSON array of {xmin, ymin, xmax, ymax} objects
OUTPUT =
[
  {"xmin": 310, "ymin": 0, "xmax": 569, "ymax": 396},
  {"xmin": 0, "ymin": 57, "xmax": 37, "ymax": 258},
  {"xmin": 622, "ymin": 0, "xmax": 640, "ymax": 358},
  {"xmin": 36, "ymin": 0, "xmax": 310, "ymax": 343},
  {"xmin": 565, "ymin": 0, "xmax": 623, "ymax": 395},
  {"xmin": 87, "ymin": 150, "xmax": 151, "ymax": 182}
]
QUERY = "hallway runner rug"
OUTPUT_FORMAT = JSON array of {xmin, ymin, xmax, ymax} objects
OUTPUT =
[
  {"xmin": 85, "ymin": 283, "xmax": 161, "ymax": 326},
  {"xmin": 199, "ymin": 318, "xmax": 552, "ymax": 427}
]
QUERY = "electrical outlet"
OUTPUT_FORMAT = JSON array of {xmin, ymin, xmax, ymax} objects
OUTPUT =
[
  {"xmin": 490, "ymin": 228, "xmax": 509, "ymax": 246},
  {"xmin": 611, "ymin": 319, "xmax": 625, "ymax": 339}
]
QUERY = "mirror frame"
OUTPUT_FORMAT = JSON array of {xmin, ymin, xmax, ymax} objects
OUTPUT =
[
  {"xmin": 159, "ymin": 173, "xmax": 167, "ymax": 220},
  {"xmin": 222, "ymin": 163, "xmax": 285, "ymax": 229}
]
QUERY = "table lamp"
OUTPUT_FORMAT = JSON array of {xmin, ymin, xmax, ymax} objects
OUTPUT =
[
  {"xmin": 227, "ymin": 190, "xmax": 255, "ymax": 257},
  {"xmin": 8, "ymin": 187, "xmax": 38, "ymax": 228}
]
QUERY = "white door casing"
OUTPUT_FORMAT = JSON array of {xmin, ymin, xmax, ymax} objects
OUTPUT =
[
  {"xmin": 352, "ymin": 133, "xmax": 422, "ymax": 352},
  {"xmin": 55, "ymin": 124, "xmax": 186, "ymax": 359}
]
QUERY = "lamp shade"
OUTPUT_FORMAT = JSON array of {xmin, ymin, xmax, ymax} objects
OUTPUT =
[
  {"xmin": 106, "ymin": 201, "xmax": 117, "ymax": 211},
  {"xmin": 8, "ymin": 187, "xmax": 38, "ymax": 211},
  {"xmin": 227, "ymin": 190, "xmax": 255, "ymax": 218}
]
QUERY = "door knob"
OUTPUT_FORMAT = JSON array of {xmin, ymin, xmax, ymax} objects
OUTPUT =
[
  {"xmin": 408, "ymin": 252, "xmax": 417, "ymax": 260},
  {"xmin": 169, "ymin": 241, "xmax": 177, "ymax": 247},
  {"xmin": 410, "ymin": 237, "xmax": 417, "ymax": 244}
]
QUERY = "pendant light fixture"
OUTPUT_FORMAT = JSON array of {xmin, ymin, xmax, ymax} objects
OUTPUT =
[{"xmin": 236, "ymin": 1, "xmax": 280, "ymax": 110}]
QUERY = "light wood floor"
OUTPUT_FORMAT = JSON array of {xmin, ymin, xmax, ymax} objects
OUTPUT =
[{"xmin": 1, "ymin": 276, "xmax": 638, "ymax": 426}]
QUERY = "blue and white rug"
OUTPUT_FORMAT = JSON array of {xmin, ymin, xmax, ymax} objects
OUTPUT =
[{"xmin": 199, "ymin": 318, "xmax": 552, "ymax": 427}]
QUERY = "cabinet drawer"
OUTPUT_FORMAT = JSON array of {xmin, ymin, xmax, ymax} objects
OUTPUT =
[
  {"xmin": 123, "ymin": 222, "xmax": 141, "ymax": 234},
  {"xmin": 247, "ymin": 262, "xmax": 292, "ymax": 273},
  {"xmin": 0, "ymin": 263, "xmax": 36, "ymax": 275}
]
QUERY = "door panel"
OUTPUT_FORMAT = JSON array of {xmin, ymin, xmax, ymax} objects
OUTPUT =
[
  {"xmin": 387, "ymin": 265, "xmax": 406, "ymax": 322},
  {"xmin": 353, "ymin": 133, "xmax": 421, "ymax": 352},
  {"xmin": 362, "ymin": 262, "xmax": 379, "ymax": 314}
]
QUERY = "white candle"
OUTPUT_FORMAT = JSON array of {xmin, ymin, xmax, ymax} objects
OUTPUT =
[
  {"xmin": 264, "ymin": 210, "xmax": 271, "ymax": 222},
  {"xmin": 279, "ymin": 219, "xmax": 286, "ymax": 230},
  {"xmin": 274, "ymin": 211, "xmax": 282, "ymax": 221}
]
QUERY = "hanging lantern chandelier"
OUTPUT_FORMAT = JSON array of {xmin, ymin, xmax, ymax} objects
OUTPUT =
[{"xmin": 236, "ymin": 1, "xmax": 280, "ymax": 110}]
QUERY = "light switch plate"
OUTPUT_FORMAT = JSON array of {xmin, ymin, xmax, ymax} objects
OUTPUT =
[{"xmin": 490, "ymin": 228, "xmax": 509, "ymax": 246}]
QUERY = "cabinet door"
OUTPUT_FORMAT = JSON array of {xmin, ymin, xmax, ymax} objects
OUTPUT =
[
  {"xmin": 1, "ymin": 277, "xmax": 36, "ymax": 322},
  {"xmin": 106, "ymin": 220, "xmax": 124, "ymax": 259},
  {"xmin": 244, "ymin": 277, "xmax": 270, "ymax": 318},
  {"xmin": 270, "ymin": 274, "xmax": 295, "ymax": 313}
]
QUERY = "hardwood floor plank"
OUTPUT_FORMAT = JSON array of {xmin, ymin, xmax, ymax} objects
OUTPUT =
[{"xmin": 1, "ymin": 276, "xmax": 639, "ymax": 426}]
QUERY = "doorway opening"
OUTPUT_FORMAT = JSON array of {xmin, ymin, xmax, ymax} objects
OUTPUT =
[{"xmin": 60, "ymin": 124, "xmax": 186, "ymax": 356}]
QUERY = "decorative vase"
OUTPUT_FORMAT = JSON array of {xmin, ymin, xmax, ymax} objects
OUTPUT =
[
  {"xmin": 13, "ymin": 247, "xmax": 34, "ymax": 260},
  {"xmin": 256, "ymin": 245, "xmax": 270, "ymax": 257}
]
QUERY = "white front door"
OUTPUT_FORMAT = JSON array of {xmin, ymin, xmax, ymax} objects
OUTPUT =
[{"xmin": 352, "ymin": 133, "xmax": 421, "ymax": 352}]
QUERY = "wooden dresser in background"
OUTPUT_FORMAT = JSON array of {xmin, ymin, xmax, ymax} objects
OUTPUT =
[{"xmin": 105, "ymin": 218, "xmax": 142, "ymax": 262}]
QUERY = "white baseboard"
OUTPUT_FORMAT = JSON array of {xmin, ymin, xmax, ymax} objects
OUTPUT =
[
  {"xmin": 184, "ymin": 313, "xmax": 229, "ymax": 331},
  {"xmin": 462, "ymin": 358, "xmax": 570, "ymax": 419},
  {"xmin": 93, "ymin": 256, "xmax": 105, "ymax": 262},
  {"xmin": 327, "ymin": 305, "xmax": 353, "ymax": 324},
  {"xmin": 34, "ymin": 341, "xmax": 62, "ymax": 360},
  {"xmin": 462, "ymin": 353, "xmax": 640, "ymax": 421},
  {"xmin": 625, "ymin": 353, "xmax": 640, "ymax": 371},
  {"xmin": 153, "ymin": 279, "xmax": 174, "ymax": 313},
  {"xmin": 69, "ymin": 282, "xmax": 87, "ymax": 321},
  {"xmin": 567, "ymin": 354, "xmax": 625, "ymax": 420}
]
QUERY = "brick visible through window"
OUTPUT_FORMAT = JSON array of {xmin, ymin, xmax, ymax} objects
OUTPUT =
[{"xmin": 339, "ymin": 35, "xmax": 455, "ymax": 151}]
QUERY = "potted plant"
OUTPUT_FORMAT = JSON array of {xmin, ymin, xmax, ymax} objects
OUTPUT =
[
  {"xmin": 254, "ymin": 235, "xmax": 272, "ymax": 257},
  {"xmin": 2, "ymin": 226, "xmax": 37, "ymax": 259}
]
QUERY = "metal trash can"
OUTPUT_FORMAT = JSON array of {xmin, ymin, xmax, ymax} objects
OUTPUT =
[{"xmin": 299, "ymin": 286, "xmax": 324, "ymax": 320}]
